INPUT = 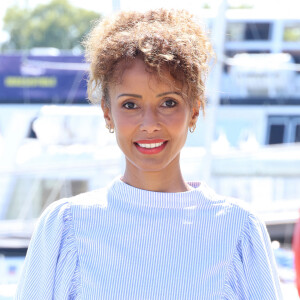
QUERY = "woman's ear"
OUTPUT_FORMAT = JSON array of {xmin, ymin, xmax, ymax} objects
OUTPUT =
[
  {"xmin": 189, "ymin": 100, "xmax": 200, "ymax": 126},
  {"xmin": 101, "ymin": 99, "xmax": 113, "ymax": 126}
]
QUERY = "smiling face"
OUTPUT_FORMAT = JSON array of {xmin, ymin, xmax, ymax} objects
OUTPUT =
[{"xmin": 102, "ymin": 59, "xmax": 199, "ymax": 178}]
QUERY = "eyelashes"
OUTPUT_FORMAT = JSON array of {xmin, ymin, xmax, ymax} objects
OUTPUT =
[
  {"xmin": 122, "ymin": 98, "xmax": 178, "ymax": 110},
  {"xmin": 161, "ymin": 99, "xmax": 177, "ymax": 108},
  {"xmin": 122, "ymin": 102, "xmax": 138, "ymax": 109}
]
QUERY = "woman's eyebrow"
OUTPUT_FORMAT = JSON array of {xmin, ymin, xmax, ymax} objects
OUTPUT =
[
  {"xmin": 156, "ymin": 91, "xmax": 182, "ymax": 97},
  {"xmin": 117, "ymin": 93, "xmax": 142, "ymax": 99}
]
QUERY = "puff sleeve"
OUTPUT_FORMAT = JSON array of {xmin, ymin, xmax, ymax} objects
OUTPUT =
[
  {"xmin": 223, "ymin": 213, "xmax": 283, "ymax": 300},
  {"xmin": 14, "ymin": 199, "xmax": 80, "ymax": 300}
]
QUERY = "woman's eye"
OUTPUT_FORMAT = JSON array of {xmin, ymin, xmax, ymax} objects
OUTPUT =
[
  {"xmin": 123, "ymin": 102, "xmax": 137, "ymax": 109},
  {"xmin": 162, "ymin": 99, "xmax": 177, "ymax": 108}
]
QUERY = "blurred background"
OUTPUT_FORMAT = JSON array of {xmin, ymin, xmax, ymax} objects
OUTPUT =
[{"xmin": 0, "ymin": 0, "xmax": 299, "ymax": 298}]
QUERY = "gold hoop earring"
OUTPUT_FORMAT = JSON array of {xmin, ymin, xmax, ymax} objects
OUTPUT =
[{"xmin": 189, "ymin": 124, "xmax": 196, "ymax": 133}]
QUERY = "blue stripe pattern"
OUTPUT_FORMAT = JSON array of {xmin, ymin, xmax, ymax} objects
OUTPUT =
[{"xmin": 15, "ymin": 178, "xmax": 283, "ymax": 299}]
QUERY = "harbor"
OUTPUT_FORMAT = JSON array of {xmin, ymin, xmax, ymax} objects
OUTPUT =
[{"xmin": 0, "ymin": 2, "xmax": 300, "ymax": 299}]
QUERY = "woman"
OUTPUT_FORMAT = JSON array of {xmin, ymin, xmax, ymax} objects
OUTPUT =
[{"xmin": 15, "ymin": 9, "xmax": 282, "ymax": 299}]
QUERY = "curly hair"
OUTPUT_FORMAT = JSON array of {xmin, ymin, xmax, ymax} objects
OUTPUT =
[{"xmin": 84, "ymin": 9, "xmax": 214, "ymax": 111}]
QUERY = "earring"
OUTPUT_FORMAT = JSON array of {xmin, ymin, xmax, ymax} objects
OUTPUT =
[
  {"xmin": 106, "ymin": 124, "xmax": 114, "ymax": 133},
  {"xmin": 189, "ymin": 124, "xmax": 196, "ymax": 133}
]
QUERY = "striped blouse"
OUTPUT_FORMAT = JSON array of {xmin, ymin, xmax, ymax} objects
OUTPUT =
[{"xmin": 15, "ymin": 178, "xmax": 283, "ymax": 299}]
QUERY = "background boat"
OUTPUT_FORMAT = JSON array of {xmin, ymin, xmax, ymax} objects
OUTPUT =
[{"xmin": 0, "ymin": 8, "xmax": 299, "ymax": 299}]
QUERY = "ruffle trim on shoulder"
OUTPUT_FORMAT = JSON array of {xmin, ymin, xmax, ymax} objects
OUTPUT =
[
  {"xmin": 222, "ymin": 212, "xmax": 248, "ymax": 299},
  {"xmin": 67, "ymin": 205, "xmax": 82, "ymax": 299},
  {"xmin": 53, "ymin": 202, "xmax": 82, "ymax": 298},
  {"xmin": 222, "ymin": 212, "xmax": 283, "ymax": 299}
]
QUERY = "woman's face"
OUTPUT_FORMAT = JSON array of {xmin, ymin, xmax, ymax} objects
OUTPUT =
[{"xmin": 102, "ymin": 59, "xmax": 199, "ymax": 174}]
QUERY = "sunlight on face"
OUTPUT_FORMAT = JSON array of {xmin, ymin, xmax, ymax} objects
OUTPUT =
[{"xmin": 102, "ymin": 59, "xmax": 199, "ymax": 177}]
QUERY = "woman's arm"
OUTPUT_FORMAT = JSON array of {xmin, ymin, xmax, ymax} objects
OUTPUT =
[
  {"xmin": 224, "ymin": 213, "xmax": 283, "ymax": 300},
  {"xmin": 14, "ymin": 200, "xmax": 79, "ymax": 300}
]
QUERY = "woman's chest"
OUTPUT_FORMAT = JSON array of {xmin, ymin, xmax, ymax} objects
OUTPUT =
[{"xmin": 74, "ymin": 213, "xmax": 236, "ymax": 300}]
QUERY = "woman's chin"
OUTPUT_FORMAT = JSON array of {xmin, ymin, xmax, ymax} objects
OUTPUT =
[{"xmin": 125, "ymin": 156, "xmax": 180, "ymax": 175}]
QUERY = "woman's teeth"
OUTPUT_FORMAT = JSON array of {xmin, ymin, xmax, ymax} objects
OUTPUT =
[{"xmin": 137, "ymin": 142, "xmax": 164, "ymax": 149}]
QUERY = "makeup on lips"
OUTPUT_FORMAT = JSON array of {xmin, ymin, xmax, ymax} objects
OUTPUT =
[{"xmin": 134, "ymin": 139, "xmax": 168, "ymax": 154}]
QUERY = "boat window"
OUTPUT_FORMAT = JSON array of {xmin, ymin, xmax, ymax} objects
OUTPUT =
[
  {"xmin": 283, "ymin": 22, "xmax": 300, "ymax": 42},
  {"xmin": 267, "ymin": 116, "xmax": 300, "ymax": 144},
  {"xmin": 226, "ymin": 22, "xmax": 271, "ymax": 41},
  {"xmin": 244, "ymin": 22, "xmax": 270, "ymax": 40},
  {"xmin": 295, "ymin": 124, "xmax": 300, "ymax": 142},
  {"xmin": 268, "ymin": 124, "xmax": 286, "ymax": 144},
  {"xmin": 226, "ymin": 23, "xmax": 245, "ymax": 41}
]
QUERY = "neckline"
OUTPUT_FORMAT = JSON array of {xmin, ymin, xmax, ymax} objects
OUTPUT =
[{"xmin": 109, "ymin": 176, "xmax": 206, "ymax": 209}]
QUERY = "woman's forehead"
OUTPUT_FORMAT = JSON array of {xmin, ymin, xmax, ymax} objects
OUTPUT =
[{"xmin": 110, "ymin": 58, "xmax": 185, "ymax": 91}]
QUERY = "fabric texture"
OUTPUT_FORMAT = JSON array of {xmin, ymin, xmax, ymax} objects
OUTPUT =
[{"xmin": 15, "ymin": 177, "xmax": 283, "ymax": 299}]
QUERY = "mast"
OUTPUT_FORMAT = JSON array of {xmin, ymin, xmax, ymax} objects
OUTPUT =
[{"xmin": 203, "ymin": 0, "xmax": 228, "ymax": 184}]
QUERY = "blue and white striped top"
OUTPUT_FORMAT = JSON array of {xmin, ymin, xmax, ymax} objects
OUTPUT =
[{"xmin": 15, "ymin": 178, "xmax": 283, "ymax": 299}]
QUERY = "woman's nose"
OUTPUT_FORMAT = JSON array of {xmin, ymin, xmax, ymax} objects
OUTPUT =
[{"xmin": 140, "ymin": 107, "xmax": 160, "ymax": 133}]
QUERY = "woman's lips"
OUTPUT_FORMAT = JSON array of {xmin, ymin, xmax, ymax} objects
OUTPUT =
[{"xmin": 134, "ymin": 139, "xmax": 168, "ymax": 154}]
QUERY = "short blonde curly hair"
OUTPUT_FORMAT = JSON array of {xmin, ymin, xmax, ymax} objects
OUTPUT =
[{"xmin": 84, "ymin": 9, "xmax": 214, "ymax": 111}]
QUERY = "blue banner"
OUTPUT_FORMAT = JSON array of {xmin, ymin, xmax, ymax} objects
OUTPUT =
[{"xmin": 0, "ymin": 54, "xmax": 89, "ymax": 104}]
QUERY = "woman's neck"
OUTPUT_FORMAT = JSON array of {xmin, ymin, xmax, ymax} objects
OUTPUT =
[{"xmin": 121, "ymin": 162, "xmax": 191, "ymax": 193}]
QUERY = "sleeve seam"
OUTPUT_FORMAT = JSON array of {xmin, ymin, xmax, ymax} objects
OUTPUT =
[
  {"xmin": 67, "ymin": 202, "xmax": 82, "ymax": 298},
  {"xmin": 221, "ymin": 211, "xmax": 250, "ymax": 299}
]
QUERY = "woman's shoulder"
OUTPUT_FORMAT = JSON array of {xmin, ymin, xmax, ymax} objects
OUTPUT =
[
  {"xmin": 67, "ymin": 187, "xmax": 109, "ymax": 208},
  {"xmin": 39, "ymin": 187, "xmax": 109, "ymax": 223},
  {"xmin": 197, "ymin": 181, "xmax": 250, "ymax": 209},
  {"xmin": 197, "ymin": 181, "xmax": 263, "ymax": 226}
]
